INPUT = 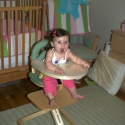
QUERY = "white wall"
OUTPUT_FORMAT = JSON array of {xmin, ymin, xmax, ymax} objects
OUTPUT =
[{"xmin": 90, "ymin": 0, "xmax": 125, "ymax": 52}]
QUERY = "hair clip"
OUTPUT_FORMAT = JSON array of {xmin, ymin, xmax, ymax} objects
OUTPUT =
[{"xmin": 52, "ymin": 30, "xmax": 56, "ymax": 37}]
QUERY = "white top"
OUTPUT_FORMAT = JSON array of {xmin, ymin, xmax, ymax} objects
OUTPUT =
[{"xmin": 52, "ymin": 48, "xmax": 69, "ymax": 65}]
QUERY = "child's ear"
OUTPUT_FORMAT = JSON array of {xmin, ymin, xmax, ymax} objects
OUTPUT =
[{"xmin": 50, "ymin": 41, "xmax": 54, "ymax": 47}]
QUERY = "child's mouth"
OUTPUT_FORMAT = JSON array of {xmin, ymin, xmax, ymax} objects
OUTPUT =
[{"xmin": 60, "ymin": 48, "xmax": 64, "ymax": 53}]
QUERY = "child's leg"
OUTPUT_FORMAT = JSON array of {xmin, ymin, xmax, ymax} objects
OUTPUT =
[
  {"xmin": 63, "ymin": 80, "xmax": 84, "ymax": 99},
  {"xmin": 42, "ymin": 76, "xmax": 57, "ymax": 105}
]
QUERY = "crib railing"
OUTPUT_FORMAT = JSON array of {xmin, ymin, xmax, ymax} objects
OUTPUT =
[
  {"xmin": 0, "ymin": 4, "xmax": 46, "ymax": 74},
  {"xmin": 0, "ymin": 0, "xmax": 44, "ymax": 7}
]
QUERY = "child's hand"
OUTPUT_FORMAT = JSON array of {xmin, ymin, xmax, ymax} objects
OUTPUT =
[
  {"xmin": 83, "ymin": 61, "xmax": 90, "ymax": 68},
  {"xmin": 54, "ymin": 67, "xmax": 64, "ymax": 74}
]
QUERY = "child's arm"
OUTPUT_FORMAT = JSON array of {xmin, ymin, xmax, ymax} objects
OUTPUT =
[
  {"xmin": 45, "ymin": 50, "xmax": 64, "ymax": 74},
  {"xmin": 68, "ymin": 51, "xmax": 90, "ymax": 68}
]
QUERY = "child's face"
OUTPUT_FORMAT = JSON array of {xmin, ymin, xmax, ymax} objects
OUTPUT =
[{"xmin": 51, "ymin": 35, "xmax": 69, "ymax": 55}]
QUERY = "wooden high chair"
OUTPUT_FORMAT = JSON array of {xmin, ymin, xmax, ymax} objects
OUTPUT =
[{"xmin": 17, "ymin": 39, "xmax": 88, "ymax": 125}]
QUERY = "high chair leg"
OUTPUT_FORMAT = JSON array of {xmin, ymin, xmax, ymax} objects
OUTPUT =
[
  {"xmin": 51, "ymin": 109, "xmax": 64, "ymax": 125},
  {"xmin": 17, "ymin": 110, "xmax": 49, "ymax": 125}
]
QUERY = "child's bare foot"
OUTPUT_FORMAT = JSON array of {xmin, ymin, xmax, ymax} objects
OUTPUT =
[
  {"xmin": 50, "ymin": 98, "xmax": 56, "ymax": 105},
  {"xmin": 69, "ymin": 87, "xmax": 84, "ymax": 99},
  {"xmin": 47, "ymin": 93, "xmax": 56, "ymax": 105},
  {"xmin": 72, "ymin": 93, "xmax": 84, "ymax": 99}
]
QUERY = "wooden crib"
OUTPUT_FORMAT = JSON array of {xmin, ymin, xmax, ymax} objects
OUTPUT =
[{"xmin": 0, "ymin": 0, "xmax": 46, "ymax": 84}]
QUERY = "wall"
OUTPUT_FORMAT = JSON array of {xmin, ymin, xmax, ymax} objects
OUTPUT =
[{"xmin": 90, "ymin": 0, "xmax": 125, "ymax": 52}]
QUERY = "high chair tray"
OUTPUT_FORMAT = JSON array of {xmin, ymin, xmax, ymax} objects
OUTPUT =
[{"xmin": 31, "ymin": 59, "xmax": 88, "ymax": 80}]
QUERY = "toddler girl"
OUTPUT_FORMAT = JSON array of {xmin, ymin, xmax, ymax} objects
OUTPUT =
[{"xmin": 43, "ymin": 28, "xmax": 90, "ymax": 105}]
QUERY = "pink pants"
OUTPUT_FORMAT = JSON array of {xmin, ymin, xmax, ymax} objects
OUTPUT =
[{"xmin": 42, "ymin": 76, "xmax": 75, "ymax": 96}]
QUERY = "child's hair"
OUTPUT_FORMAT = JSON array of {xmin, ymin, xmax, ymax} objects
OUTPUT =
[{"xmin": 49, "ymin": 28, "xmax": 70, "ymax": 42}]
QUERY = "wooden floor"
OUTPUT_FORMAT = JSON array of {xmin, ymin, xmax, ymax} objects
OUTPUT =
[{"xmin": 0, "ymin": 77, "xmax": 125, "ymax": 111}]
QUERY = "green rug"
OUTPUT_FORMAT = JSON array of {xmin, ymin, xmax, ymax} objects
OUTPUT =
[
  {"xmin": 0, "ymin": 85, "xmax": 125, "ymax": 125},
  {"xmin": 0, "ymin": 104, "xmax": 70, "ymax": 125}
]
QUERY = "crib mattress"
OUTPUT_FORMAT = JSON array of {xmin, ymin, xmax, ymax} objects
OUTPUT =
[
  {"xmin": 0, "ymin": 53, "xmax": 29, "ymax": 70},
  {"xmin": 0, "ymin": 28, "xmax": 41, "ymax": 70}
]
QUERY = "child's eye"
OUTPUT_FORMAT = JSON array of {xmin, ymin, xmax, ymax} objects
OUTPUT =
[
  {"xmin": 57, "ymin": 41, "xmax": 61, "ymax": 44},
  {"xmin": 65, "ymin": 41, "xmax": 68, "ymax": 44}
]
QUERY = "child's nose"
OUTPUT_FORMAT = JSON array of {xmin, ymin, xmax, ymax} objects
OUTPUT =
[{"xmin": 61, "ymin": 43, "xmax": 65, "ymax": 47}]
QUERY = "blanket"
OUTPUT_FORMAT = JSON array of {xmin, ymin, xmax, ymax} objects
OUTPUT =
[{"xmin": 47, "ymin": 0, "xmax": 91, "ymax": 35}]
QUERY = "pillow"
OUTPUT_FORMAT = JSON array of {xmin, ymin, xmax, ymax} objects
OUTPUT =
[{"xmin": 88, "ymin": 50, "xmax": 125, "ymax": 95}]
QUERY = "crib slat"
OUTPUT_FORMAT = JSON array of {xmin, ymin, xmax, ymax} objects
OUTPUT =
[
  {"xmin": 35, "ymin": 9, "xmax": 38, "ymax": 42},
  {"xmin": 38, "ymin": 9, "xmax": 41, "ymax": 30},
  {"xmin": 16, "ymin": 0, "xmax": 19, "ymax": 6},
  {"xmin": 10, "ymin": 0, "xmax": 12, "ymax": 7},
  {"xmin": 4, "ymin": 0, "xmax": 6, "ymax": 7},
  {"xmin": 36, "ymin": 0, "xmax": 38, "ymax": 6},
  {"xmin": 0, "ymin": 37, "xmax": 4, "ymax": 70},
  {"xmin": 0, "ymin": 11, "xmax": 4, "ymax": 70},
  {"xmin": 7, "ymin": 10, "xmax": 11, "ymax": 69},
  {"xmin": 15, "ymin": 10, "xmax": 18, "ymax": 67},
  {"xmin": 38, "ymin": 0, "xmax": 44, "ymax": 30},
  {"xmin": 32, "ymin": 10, "xmax": 35, "ymax": 28},
  {"xmin": 24, "ymin": 0, "xmax": 26, "ymax": 6},
  {"xmin": 0, "ymin": 41, "xmax": 4, "ymax": 70},
  {"xmin": 10, "ymin": 0, "xmax": 12, "ymax": 18},
  {"xmin": 41, "ymin": 0, "xmax": 46, "ymax": 40},
  {"xmin": 26, "ymin": 0, "xmax": 29, "ymax": 6},
  {"xmin": 29, "ymin": 10, "xmax": 32, "ymax": 51},
  {"xmin": 30, "ymin": 0, "xmax": 32, "ymax": 6},
  {"xmin": 0, "ymin": 12, "xmax": 1, "ymax": 36},
  {"xmin": 22, "ymin": 10, "xmax": 25, "ymax": 66},
  {"xmin": 21, "ymin": 0, "xmax": 24, "ymax": 6},
  {"xmin": 4, "ymin": 0, "xmax": 7, "ymax": 19}
]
